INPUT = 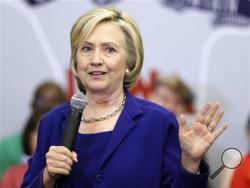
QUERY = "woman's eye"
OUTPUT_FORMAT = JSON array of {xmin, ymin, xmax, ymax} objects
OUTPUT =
[
  {"xmin": 81, "ymin": 47, "xmax": 92, "ymax": 53},
  {"xmin": 105, "ymin": 47, "xmax": 116, "ymax": 53}
]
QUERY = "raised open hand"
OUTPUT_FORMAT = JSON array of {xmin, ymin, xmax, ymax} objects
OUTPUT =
[{"xmin": 179, "ymin": 102, "xmax": 228, "ymax": 173}]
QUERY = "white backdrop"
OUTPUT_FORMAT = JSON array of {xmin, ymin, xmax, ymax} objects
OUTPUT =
[{"xmin": 1, "ymin": 0, "xmax": 250, "ymax": 185}]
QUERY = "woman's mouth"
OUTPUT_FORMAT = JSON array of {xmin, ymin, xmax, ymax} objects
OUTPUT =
[{"xmin": 88, "ymin": 71, "xmax": 107, "ymax": 75}]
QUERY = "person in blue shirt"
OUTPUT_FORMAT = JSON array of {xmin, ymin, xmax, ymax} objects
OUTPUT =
[{"xmin": 21, "ymin": 7, "xmax": 228, "ymax": 188}]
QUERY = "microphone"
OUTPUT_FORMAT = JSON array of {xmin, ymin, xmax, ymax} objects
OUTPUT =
[{"xmin": 62, "ymin": 92, "xmax": 88, "ymax": 150}]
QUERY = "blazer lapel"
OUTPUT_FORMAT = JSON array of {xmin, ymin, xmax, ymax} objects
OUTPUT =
[{"xmin": 98, "ymin": 92, "xmax": 143, "ymax": 170}]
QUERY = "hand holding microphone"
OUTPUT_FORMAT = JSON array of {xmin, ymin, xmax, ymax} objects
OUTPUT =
[
  {"xmin": 43, "ymin": 146, "xmax": 78, "ymax": 187},
  {"xmin": 43, "ymin": 93, "xmax": 87, "ymax": 187}
]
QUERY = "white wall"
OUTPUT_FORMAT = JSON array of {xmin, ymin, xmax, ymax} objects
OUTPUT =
[{"xmin": 1, "ymin": 0, "xmax": 249, "ymax": 185}]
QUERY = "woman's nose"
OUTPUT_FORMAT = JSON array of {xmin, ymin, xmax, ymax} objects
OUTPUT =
[{"xmin": 90, "ymin": 50, "xmax": 103, "ymax": 66}]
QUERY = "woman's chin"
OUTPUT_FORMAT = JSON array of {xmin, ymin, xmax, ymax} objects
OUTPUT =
[{"xmin": 86, "ymin": 85, "xmax": 109, "ymax": 93}]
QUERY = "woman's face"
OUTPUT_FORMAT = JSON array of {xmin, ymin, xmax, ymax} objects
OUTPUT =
[
  {"xmin": 149, "ymin": 85, "xmax": 185, "ymax": 116},
  {"xmin": 76, "ymin": 21, "xmax": 127, "ymax": 94}
]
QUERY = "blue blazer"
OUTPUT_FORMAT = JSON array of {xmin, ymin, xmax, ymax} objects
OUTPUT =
[{"xmin": 21, "ymin": 91, "xmax": 208, "ymax": 188}]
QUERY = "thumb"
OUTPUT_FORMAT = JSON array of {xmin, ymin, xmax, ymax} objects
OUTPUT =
[
  {"xmin": 72, "ymin": 151, "xmax": 78, "ymax": 163},
  {"xmin": 179, "ymin": 114, "xmax": 186, "ymax": 131}
]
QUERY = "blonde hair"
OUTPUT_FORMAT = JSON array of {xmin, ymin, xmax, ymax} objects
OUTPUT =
[
  {"xmin": 154, "ymin": 76, "xmax": 194, "ymax": 108},
  {"xmin": 70, "ymin": 7, "xmax": 144, "ymax": 93}
]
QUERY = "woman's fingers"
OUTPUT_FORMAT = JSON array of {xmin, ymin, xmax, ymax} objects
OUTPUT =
[
  {"xmin": 72, "ymin": 151, "xmax": 78, "ymax": 163},
  {"xmin": 45, "ymin": 146, "xmax": 78, "ymax": 178},
  {"xmin": 194, "ymin": 102, "xmax": 224, "ymax": 129},
  {"xmin": 208, "ymin": 109, "xmax": 224, "ymax": 130},
  {"xmin": 46, "ymin": 151, "xmax": 73, "ymax": 166},
  {"xmin": 203, "ymin": 103, "xmax": 219, "ymax": 125},
  {"xmin": 49, "ymin": 146, "xmax": 77, "ymax": 163},
  {"xmin": 194, "ymin": 103, "xmax": 211, "ymax": 123},
  {"xmin": 50, "ymin": 146, "xmax": 73, "ymax": 157},
  {"xmin": 47, "ymin": 157, "xmax": 72, "ymax": 171},
  {"xmin": 213, "ymin": 123, "xmax": 228, "ymax": 140},
  {"xmin": 47, "ymin": 166, "xmax": 71, "ymax": 176},
  {"xmin": 179, "ymin": 114, "xmax": 187, "ymax": 134}
]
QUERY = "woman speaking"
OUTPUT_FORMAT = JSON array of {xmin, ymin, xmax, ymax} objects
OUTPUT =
[{"xmin": 21, "ymin": 7, "xmax": 227, "ymax": 188}]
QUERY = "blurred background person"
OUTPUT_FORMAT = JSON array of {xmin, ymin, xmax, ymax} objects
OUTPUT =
[
  {"xmin": 148, "ymin": 75, "xmax": 195, "ymax": 117},
  {"xmin": 0, "ymin": 81, "xmax": 66, "ymax": 178},
  {"xmin": 0, "ymin": 110, "xmax": 47, "ymax": 188},
  {"xmin": 148, "ymin": 75, "xmax": 217, "ymax": 187},
  {"xmin": 230, "ymin": 114, "xmax": 250, "ymax": 188}
]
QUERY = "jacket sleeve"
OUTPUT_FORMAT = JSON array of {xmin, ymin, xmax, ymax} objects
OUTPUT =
[
  {"xmin": 160, "ymin": 112, "xmax": 209, "ymax": 188},
  {"xmin": 21, "ymin": 116, "xmax": 52, "ymax": 188}
]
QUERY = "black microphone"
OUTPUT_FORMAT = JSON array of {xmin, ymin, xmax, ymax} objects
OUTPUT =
[{"xmin": 62, "ymin": 92, "xmax": 88, "ymax": 150}]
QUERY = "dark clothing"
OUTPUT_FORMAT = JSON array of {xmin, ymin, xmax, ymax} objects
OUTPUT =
[
  {"xmin": 21, "ymin": 91, "xmax": 208, "ymax": 188},
  {"xmin": 72, "ymin": 131, "xmax": 112, "ymax": 188}
]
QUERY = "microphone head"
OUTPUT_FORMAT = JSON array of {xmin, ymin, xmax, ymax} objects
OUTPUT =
[{"xmin": 70, "ymin": 92, "xmax": 88, "ymax": 110}]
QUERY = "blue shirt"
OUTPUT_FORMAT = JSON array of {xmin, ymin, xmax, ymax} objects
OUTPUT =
[
  {"xmin": 72, "ymin": 131, "xmax": 112, "ymax": 188},
  {"xmin": 21, "ymin": 91, "xmax": 209, "ymax": 188}
]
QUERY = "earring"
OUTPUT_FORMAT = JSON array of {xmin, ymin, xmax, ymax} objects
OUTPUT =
[{"xmin": 124, "ymin": 69, "xmax": 129, "ymax": 77}]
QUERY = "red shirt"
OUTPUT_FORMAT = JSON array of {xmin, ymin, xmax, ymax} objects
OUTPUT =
[
  {"xmin": 0, "ymin": 164, "xmax": 28, "ymax": 188},
  {"xmin": 231, "ymin": 154, "xmax": 250, "ymax": 188}
]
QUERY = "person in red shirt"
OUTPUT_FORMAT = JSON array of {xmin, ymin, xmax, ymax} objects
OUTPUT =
[
  {"xmin": 0, "ymin": 110, "xmax": 45, "ymax": 188},
  {"xmin": 230, "ymin": 115, "xmax": 250, "ymax": 188}
]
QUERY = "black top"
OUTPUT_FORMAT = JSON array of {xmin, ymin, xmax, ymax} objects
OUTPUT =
[{"xmin": 71, "ymin": 131, "xmax": 112, "ymax": 188}]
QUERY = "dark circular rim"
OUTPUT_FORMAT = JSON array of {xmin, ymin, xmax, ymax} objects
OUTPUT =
[{"xmin": 221, "ymin": 147, "xmax": 243, "ymax": 169}]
